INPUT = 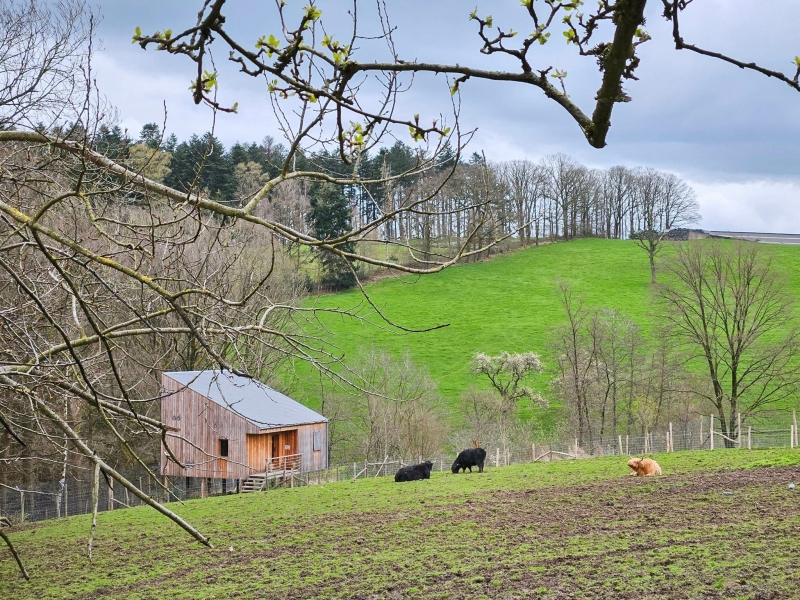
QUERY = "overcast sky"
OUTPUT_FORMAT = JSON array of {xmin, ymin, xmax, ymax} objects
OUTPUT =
[{"xmin": 90, "ymin": 1, "xmax": 800, "ymax": 233}]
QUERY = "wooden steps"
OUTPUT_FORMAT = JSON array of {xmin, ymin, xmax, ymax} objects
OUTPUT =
[
  {"xmin": 240, "ymin": 474, "xmax": 267, "ymax": 493},
  {"xmin": 240, "ymin": 468, "xmax": 301, "ymax": 492}
]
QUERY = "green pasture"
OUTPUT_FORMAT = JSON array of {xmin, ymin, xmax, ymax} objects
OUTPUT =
[
  {"xmin": 292, "ymin": 239, "xmax": 800, "ymax": 422},
  {"xmin": 3, "ymin": 448, "xmax": 800, "ymax": 598}
]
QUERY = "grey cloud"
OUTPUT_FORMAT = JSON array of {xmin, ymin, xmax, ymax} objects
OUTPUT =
[{"xmin": 91, "ymin": 1, "xmax": 800, "ymax": 230}]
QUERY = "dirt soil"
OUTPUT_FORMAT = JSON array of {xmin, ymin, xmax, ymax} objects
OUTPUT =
[{"xmin": 111, "ymin": 466, "xmax": 800, "ymax": 600}]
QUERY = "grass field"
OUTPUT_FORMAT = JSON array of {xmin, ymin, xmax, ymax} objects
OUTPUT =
[
  {"xmin": 3, "ymin": 448, "xmax": 800, "ymax": 599},
  {"xmin": 294, "ymin": 239, "xmax": 800, "ymax": 422}
]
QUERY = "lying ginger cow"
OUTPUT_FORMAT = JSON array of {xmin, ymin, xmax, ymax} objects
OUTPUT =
[{"xmin": 627, "ymin": 457, "xmax": 662, "ymax": 476}]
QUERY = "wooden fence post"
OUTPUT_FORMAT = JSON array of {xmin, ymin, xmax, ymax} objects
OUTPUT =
[
  {"xmin": 748, "ymin": 426, "xmax": 752, "ymax": 451},
  {"xmin": 108, "ymin": 477, "xmax": 114, "ymax": 511},
  {"xmin": 574, "ymin": 438, "xmax": 579, "ymax": 458},
  {"xmin": 19, "ymin": 491, "xmax": 24, "ymax": 523},
  {"xmin": 505, "ymin": 448, "xmax": 510, "ymax": 466},
  {"xmin": 791, "ymin": 425, "xmax": 795, "ymax": 450},
  {"xmin": 625, "ymin": 435, "xmax": 629, "ymax": 455},
  {"xmin": 618, "ymin": 435, "xmax": 623, "ymax": 455},
  {"xmin": 794, "ymin": 410, "xmax": 798, "ymax": 446},
  {"xmin": 710, "ymin": 415, "xmax": 714, "ymax": 451},
  {"xmin": 495, "ymin": 448, "xmax": 500, "ymax": 468},
  {"xmin": 669, "ymin": 422, "xmax": 674, "ymax": 452},
  {"xmin": 200, "ymin": 477, "xmax": 206, "ymax": 499},
  {"xmin": 532, "ymin": 443, "xmax": 536, "ymax": 462}
]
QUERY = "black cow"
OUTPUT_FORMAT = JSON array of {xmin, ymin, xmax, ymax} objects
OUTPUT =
[
  {"xmin": 394, "ymin": 460, "xmax": 433, "ymax": 482},
  {"xmin": 451, "ymin": 448, "xmax": 487, "ymax": 474}
]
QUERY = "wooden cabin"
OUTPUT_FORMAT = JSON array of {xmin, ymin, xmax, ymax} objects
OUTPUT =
[{"xmin": 161, "ymin": 371, "xmax": 328, "ymax": 483}]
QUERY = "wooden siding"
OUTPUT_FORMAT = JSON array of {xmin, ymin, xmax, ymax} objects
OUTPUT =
[
  {"xmin": 161, "ymin": 374, "xmax": 259, "ymax": 479},
  {"xmin": 160, "ymin": 374, "xmax": 328, "ymax": 479},
  {"xmin": 246, "ymin": 433, "xmax": 271, "ymax": 472},
  {"xmin": 298, "ymin": 422, "xmax": 328, "ymax": 471}
]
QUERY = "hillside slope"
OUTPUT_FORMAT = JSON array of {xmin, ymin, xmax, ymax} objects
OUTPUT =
[{"xmin": 295, "ymin": 239, "xmax": 800, "ymax": 418}]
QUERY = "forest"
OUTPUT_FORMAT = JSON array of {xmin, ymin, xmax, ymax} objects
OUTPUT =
[{"xmin": 93, "ymin": 122, "xmax": 700, "ymax": 289}]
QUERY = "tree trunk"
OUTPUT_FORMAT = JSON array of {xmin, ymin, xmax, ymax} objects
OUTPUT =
[{"xmin": 649, "ymin": 250, "xmax": 657, "ymax": 284}]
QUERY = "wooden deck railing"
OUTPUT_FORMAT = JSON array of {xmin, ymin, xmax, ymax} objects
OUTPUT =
[{"xmin": 265, "ymin": 453, "xmax": 302, "ymax": 476}]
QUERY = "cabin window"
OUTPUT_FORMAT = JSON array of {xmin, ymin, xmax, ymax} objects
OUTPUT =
[
  {"xmin": 313, "ymin": 431, "xmax": 322, "ymax": 451},
  {"xmin": 219, "ymin": 439, "xmax": 229, "ymax": 458}
]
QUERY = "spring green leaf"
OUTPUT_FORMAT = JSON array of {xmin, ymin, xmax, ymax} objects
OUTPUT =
[
  {"xmin": 202, "ymin": 70, "xmax": 218, "ymax": 91},
  {"xmin": 304, "ymin": 5, "xmax": 322, "ymax": 20},
  {"xmin": 409, "ymin": 126, "xmax": 424, "ymax": 141}
]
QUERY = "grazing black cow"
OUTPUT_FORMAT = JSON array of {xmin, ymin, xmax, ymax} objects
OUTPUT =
[
  {"xmin": 451, "ymin": 448, "xmax": 487, "ymax": 474},
  {"xmin": 394, "ymin": 460, "xmax": 433, "ymax": 482}
]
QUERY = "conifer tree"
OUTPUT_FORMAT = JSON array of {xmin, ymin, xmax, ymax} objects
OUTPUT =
[{"xmin": 307, "ymin": 182, "xmax": 358, "ymax": 290}]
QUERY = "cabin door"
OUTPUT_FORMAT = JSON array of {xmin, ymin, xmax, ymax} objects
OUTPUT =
[
  {"xmin": 271, "ymin": 434, "xmax": 279, "ymax": 460},
  {"xmin": 246, "ymin": 434, "xmax": 271, "ymax": 472}
]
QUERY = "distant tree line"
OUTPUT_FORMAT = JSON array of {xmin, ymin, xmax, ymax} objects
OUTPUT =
[{"xmin": 89, "ymin": 124, "xmax": 700, "ymax": 289}]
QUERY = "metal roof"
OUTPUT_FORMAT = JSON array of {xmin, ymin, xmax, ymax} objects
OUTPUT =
[{"xmin": 163, "ymin": 370, "xmax": 327, "ymax": 429}]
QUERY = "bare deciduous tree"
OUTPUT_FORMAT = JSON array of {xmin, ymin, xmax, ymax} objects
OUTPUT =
[
  {"xmin": 499, "ymin": 160, "xmax": 547, "ymax": 246},
  {"xmin": 329, "ymin": 349, "xmax": 448, "ymax": 462},
  {"xmin": 630, "ymin": 168, "xmax": 700, "ymax": 283},
  {"xmin": 658, "ymin": 241, "xmax": 800, "ymax": 446},
  {"xmin": 0, "ymin": 0, "xmax": 90, "ymax": 131}
]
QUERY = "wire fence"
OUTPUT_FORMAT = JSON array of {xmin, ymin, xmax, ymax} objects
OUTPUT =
[{"xmin": 2, "ymin": 413, "xmax": 799, "ymax": 526}]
